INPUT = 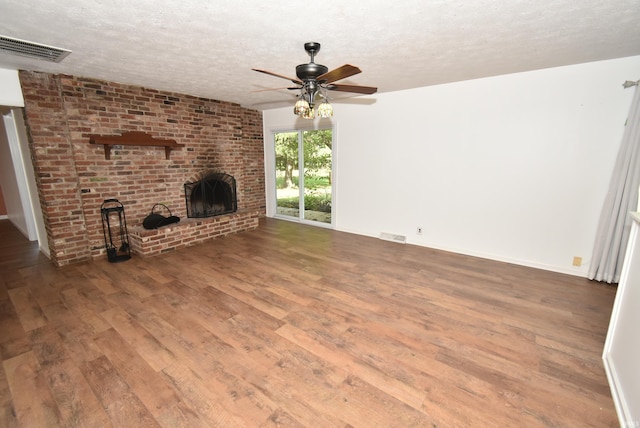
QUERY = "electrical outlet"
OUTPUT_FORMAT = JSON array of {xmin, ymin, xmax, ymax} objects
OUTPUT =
[
  {"xmin": 572, "ymin": 256, "xmax": 582, "ymax": 267},
  {"xmin": 417, "ymin": 227, "xmax": 423, "ymax": 235}
]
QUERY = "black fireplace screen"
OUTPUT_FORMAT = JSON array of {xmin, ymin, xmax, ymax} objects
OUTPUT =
[{"xmin": 184, "ymin": 172, "xmax": 237, "ymax": 218}]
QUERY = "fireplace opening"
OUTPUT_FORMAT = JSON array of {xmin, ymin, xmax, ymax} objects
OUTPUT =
[{"xmin": 184, "ymin": 172, "xmax": 237, "ymax": 218}]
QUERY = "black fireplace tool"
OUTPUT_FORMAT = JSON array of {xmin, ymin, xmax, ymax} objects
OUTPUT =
[{"xmin": 100, "ymin": 199, "xmax": 131, "ymax": 262}]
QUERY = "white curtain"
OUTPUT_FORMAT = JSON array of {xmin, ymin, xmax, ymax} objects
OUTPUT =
[{"xmin": 589, "ymin": 86, "xmax": 640, "ymax": 283}]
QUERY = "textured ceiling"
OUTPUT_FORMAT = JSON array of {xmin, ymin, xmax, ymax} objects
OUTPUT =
[{"xmin": 1, "ymin": 0, "xmax": 639, "ymax": 110}]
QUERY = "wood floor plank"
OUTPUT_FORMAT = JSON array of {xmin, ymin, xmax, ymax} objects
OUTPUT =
[
  {"xmin": 0, "ymin": 218, "xmax": 620, "ymax": 427},
  {"xmin": 160, "ymin": 361, "xmax": 249, "ymax": 427},
  {"xmin": 7, "ymin": 287, "xmax": 48, "ymax": 332},
  {"xmin": 0, "ymin": 221, "xmax": 45, "ymax": 274},
  {"xmin": 43, "ymin": 306, "xmax": 106, "ymax": 366},
  {"xmin": 81, "ymin": 271, "xmax": 121, "ymax": 296},
  {"xmin": 81, "ymin": 355, "xmax": 161, "ymax": 427},
  {"xmin": 93, "ymin": 327, "xmax": 204, "ymax": 425},
  {"xmin": 0, "ymin": 297, "xmax": 31, "ymax": 361},
  {"xmin": 205, "ymin": 275, "xmax": 292, "ymax": 320},
  {"xmin": 135, "ymin": 285, "xmax": 361, "ymax": 425},
  {"xmin": 127, "ymin": 293, "xmax": 290, "ymax": 425},
  {"xmin": 142, "ymin": 314, "xmax": 284, "ymax": 426},
  {"xmin": 3, "ymin": 351, "xmax": 63, "ymax": 427},
  {"xmin": 275, "ymin": 322, "xmax": 427, "ymax": 411},
  {"xmin": 0, "ymin": 360, "xmax": 19, "ymax": 428},
  {"xmin": 100, "ymin": 306, "xmax": 178, "ymax": 371},
  {"xmin": 29, "ymin": 326, "xmax": 111, "ymax": 427}
]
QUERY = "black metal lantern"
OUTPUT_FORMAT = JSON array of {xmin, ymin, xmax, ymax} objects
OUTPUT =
[{"xmin": 100, "ymin": 199, "xmax": 131, "ymax": 262}]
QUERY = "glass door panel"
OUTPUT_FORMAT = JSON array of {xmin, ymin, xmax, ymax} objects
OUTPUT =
[
  {"xmin": 302, "ymin": 130, "xmax": 332, "ymax": 224},
  {"xmin": 275, "ymin": 131, "xmax": 300, "ymax": 219},
  {"xmin": 274, "ymin": 129, "xmax": 333, "ymax": 225}
]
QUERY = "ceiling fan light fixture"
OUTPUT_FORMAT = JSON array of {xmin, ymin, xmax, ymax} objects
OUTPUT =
[
  {"xmin": 301, "ymin": 107, "xmax": 315, "ymax": 120},
  {"xmin": 317, "ymin": 100, "xmax": 333, "ymax": 118},
  {"xmin": 294, "ymin": 98, "xmax": 310, "ymax": 115}
]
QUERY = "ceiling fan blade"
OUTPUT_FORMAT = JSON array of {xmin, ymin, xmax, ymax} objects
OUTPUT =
[
  {"xmin": 252, "ymin": 68, "xmax": 302, "ymax": 85},
  {"xmin": 251, "ymin": 86, "xmax": 301, "ymax": 92},
  {"xmin": 327, "ymin": 83, "xmax": 378, "ymax": 95},
  {"xmin": 317, "ymin": 64, "xmax": 361, "ymax": 83}
]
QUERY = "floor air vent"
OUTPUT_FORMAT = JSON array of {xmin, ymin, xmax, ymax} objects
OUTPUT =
[
  {"xmin": 379, "ymin": 232, "xmax": 407, "ymax": 244},
  {"xmin": 0, "ymin": 35, "xmax": 71, "ymax": 63}
]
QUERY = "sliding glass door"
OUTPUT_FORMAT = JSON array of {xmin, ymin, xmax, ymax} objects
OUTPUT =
[{"xmin": 274, "ymin": 129, "xmax": 333, "ymax": 225}]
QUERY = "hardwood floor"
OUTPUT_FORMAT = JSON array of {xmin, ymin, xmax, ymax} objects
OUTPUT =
[{"xmin": 0, "ymin": 218, "xmax": 619, "ymax": 427}]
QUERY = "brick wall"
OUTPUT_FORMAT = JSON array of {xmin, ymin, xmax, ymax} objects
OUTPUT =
[{"xmin": 19, "ymin": 71, "xmax": 265, "ymax": 267}]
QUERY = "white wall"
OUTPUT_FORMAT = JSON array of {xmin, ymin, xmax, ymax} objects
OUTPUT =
[
  {"xmin": 263, "ymin": 55, "xmax": 640, "ymax": 276},
  {"xmin": 0, "ymin": 68, "xmax": 25, "ymax": 107}
]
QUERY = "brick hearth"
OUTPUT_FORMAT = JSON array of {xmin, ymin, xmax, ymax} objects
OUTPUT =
[{"xmin": 129, "ymin": 210, "xmax": 259, "ymax": 257}]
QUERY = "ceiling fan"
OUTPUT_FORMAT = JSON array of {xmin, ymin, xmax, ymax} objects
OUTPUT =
[{"xmin": 252, "ymin": 42, "xmax": 377, "ymax": 118}]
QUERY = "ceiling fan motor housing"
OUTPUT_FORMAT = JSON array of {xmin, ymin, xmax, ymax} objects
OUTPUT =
[
  {"xmin": 296, "ymin": 62, "xmax": 328, "ymax": 81},
  {"xmin": 296, "ymin": 42, "xmax": 328, "ymax": 81}
]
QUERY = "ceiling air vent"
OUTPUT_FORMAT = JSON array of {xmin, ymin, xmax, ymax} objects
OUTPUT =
[{"xmin": 0, "ymin": 35, "xmax": 71, "ymax": 63}]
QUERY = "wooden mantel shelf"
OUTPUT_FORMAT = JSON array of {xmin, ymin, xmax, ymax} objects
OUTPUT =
[{"xmin": 88, "ymin": 131, "xmax": 184, "ymax": 160}]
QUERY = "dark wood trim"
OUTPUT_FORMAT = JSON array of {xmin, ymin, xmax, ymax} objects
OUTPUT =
[{"xmin": 88, "ymin": 131, "xmax": 184, "ymax": 159}]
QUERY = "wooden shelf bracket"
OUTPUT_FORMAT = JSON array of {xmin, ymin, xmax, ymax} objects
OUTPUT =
[{"xmin": 88, "ymin": 131, "xmax": 184, "ymax": 160}]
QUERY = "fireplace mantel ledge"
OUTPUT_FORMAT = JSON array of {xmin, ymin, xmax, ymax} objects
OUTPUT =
[{"xmin": 88, "ymin": 131, "xmax": 184, "ymax": 160}]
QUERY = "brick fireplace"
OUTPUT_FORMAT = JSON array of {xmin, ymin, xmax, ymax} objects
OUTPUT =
[{"xmin": 19, "ymin": 71, "xmax": 265, "ymax": 267}]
